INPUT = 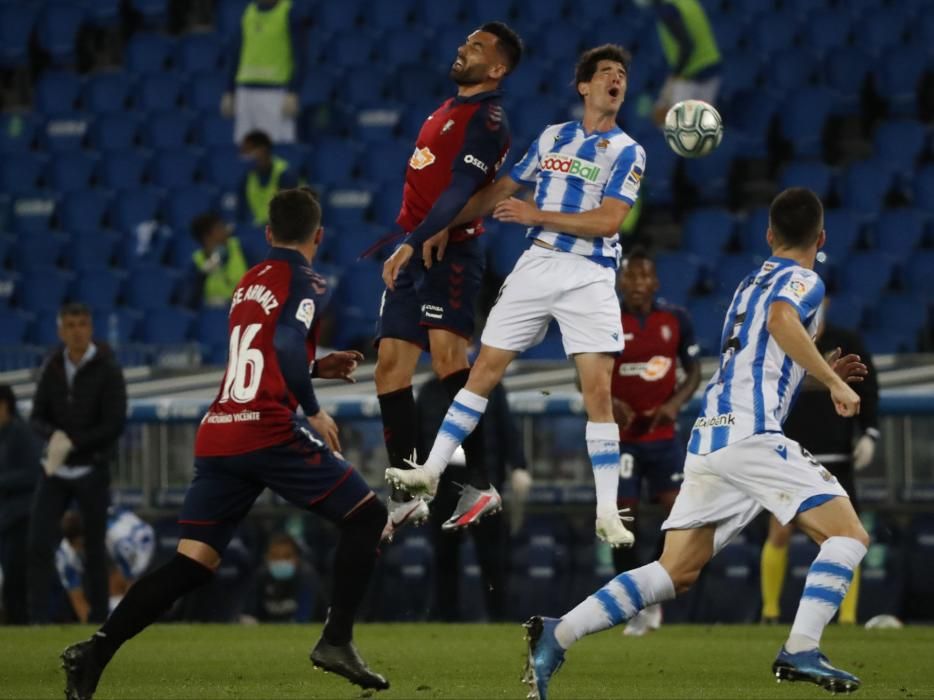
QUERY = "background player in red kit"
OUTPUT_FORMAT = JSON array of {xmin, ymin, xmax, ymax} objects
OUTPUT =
[
  {"xmin": 61, "ymin": 189, "xmax": 390, "ymax": 700},
  {"xmin": 375, "ymin": 22, "xmax": 523, "ymax": 537},
  {"xmin": 611, "ymin": 247, "xmax": 701, "ymax": 636}
]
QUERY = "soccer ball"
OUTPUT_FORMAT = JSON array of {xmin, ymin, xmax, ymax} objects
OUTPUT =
[{"xmin": 664, "ymin": 99, "xmax": 723, "ymax": 158}]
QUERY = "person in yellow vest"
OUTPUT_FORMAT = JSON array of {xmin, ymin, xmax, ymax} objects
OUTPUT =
[
  {"xmin": 220, "ymin": 0, "xmax": 303, "ymax": 144},
  {"xmin": 188, "ymin": 212, "xmax": 248, "ymax": 308},
  {"xmin": 239, "ymin": 130, "xmax": 299, "ymax": 225},
  {"xmin": 635, "ymin": 0, "xmax": 722, "ymax": 125}
]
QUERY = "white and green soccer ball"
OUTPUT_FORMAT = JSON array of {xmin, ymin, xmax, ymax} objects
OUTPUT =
[{"xmin": 664, "ymin": 99, "xmax": 723, "ymax": 158}]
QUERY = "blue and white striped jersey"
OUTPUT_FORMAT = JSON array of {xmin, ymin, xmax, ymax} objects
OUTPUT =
[
  {"xmin": 509, "ymin": 121, "xmax": 645, "ymax": 269},
  {"xmin": 688, "ymin": 256, "xmax": 825, "ymax": 455}
]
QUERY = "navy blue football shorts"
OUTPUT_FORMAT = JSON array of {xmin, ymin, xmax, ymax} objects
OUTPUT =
[
  {"xmin": 617, "ymin": 438, "xmax": 685, "ymax": 505},
  {"xmin": 179, "ymin": 424, "xmax": 373, "ymax": 554},
  {"xmin": 375, "ymin": 237, "xmax": 485, "ymax": 349}
]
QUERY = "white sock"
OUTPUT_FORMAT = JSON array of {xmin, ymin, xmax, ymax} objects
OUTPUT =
[
  {"xmin": 422, "ymin": 389, "xmax": 488, "ymax": 478},
  {"xmin": 785, "ymin": 536, "xmax": 867, "ymax": 653},
  {"xmin": 554, "ymin": 561, "xmax": 675, "ymax": 649},
  {"xmin": 586, "ymin": 422, "xmax": 621, "ymax": 518}
]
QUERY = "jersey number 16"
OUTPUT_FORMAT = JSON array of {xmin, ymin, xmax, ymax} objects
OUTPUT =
[{"xmin": 220, "ymin": 323, "xmax": 264, "ymax": 403}]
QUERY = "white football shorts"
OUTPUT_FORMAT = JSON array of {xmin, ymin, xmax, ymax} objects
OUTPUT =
[
  {"xmin": 480, "ymin": 244, "xmax": 624, "ymax": 357},
  {"xmin": 234, "ymin": 86, "xmax": 296, "ymax": 144},
  {"xmin": 662, "ymin": 432, "xmax": 849, "ymax": 555}
]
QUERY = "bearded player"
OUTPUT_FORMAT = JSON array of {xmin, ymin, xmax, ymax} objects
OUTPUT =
[{"xmin": 376, "ymin": 23, "xmax": 523, "ymax": 538}]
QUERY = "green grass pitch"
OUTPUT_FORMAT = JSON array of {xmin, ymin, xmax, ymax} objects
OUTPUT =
[{"xmin": 2, "ymin": 624, "xmax": 932, "ymax": 699}]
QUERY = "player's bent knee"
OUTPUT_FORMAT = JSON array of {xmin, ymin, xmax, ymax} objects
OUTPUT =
[
  {"xmin": 340, "ymin": 496, "xmax": 387, "ymax": 546},
  {"xmin": 177, "ymin": 538, "xmax": 222, "ymax": 571}
]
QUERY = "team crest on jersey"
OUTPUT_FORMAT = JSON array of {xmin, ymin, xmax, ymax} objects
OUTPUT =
[
  {"xmin": 618, "ymin": 356, "xmax": 672, "ymax": 381},
  {"xmin": 789, "ymin": 279, "xmax": 808, "ymax": 298},
  {"xmin": 596, "ymin": 138, "xmax": 610, "ymax": 150},
  {"xmin": 442, "ymin": 119, "xmax": 455, "ymax": 133},
  {"xmin": 295, "ymin": 298, "xmax": 316, "ymax": 329},
  {"xmin": 660, "ymin": 324, "xmax": 672, "ymax": 342},
  {"xmin": 409, "ymin": 146, "xmax": 436, "ymax": 170}
]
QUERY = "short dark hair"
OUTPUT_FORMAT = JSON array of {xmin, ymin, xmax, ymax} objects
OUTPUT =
[
  {"xmin": 575, "ymin": 44, "xmax": 631, "ymax": 94},
  {"xmin": 625, "ymin": 245, "xmax": 653, "ymax": 267},
  {"xmin": 769, "ymin": 187, "xmax": 824, "ymax": 249},
  {"xmin": 0, "ymin": 384, "xmax": 17, "ymax": 418},
  {"xmin": 190, "ymin": 211, "xmax": 225, "ymax": 244},
  {"xmin": 479, "ymin": 21, "xmax": 523, "ymax": 74},
  {"xmin": 242, "ymin": 130, "xmax": 272, "ymax": 151},
  {"xmin": 58, "ymin": 302, "xmax": 91, "ymax": 321},
  {"xmin": 268, "ymin": 187, "xmax": 321, "ymax": 244}
]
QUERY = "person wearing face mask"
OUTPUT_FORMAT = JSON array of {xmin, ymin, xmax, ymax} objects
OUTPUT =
[
  {"xmin": 185, "ymin": 212, "xmax": 249, "ymax": 309},
  {"xmin": 239, "ymin": 130, "xmax": 300, "ymax": 225},
  {"xmin": 252, "ymin": 533, "xmax": 317, "ymax": 623},
  {"xmin": 221, "ymin": 0, "xmax": 303, "ymax": 144}
]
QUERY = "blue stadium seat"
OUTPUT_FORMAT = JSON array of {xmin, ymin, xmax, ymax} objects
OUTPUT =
[
  {"xmin": 36, "ymin": 3, "xmax": 85, "ymax": 66},
  {"xmin": 60, "ymin": 190, "xmax": 111, "ymax": 233},
  {"xmin": 333, "ymin": 260, "xmax": 384, "ymax": 347},
  {"xmin": 124, "ymin": 265, "xmax": 178, "ymax": 310},
  {"xmin": 0, "ymin": 4, "xmax": 38, "ymax": 69},
  {"xmin": 326, "ymin": 30, "xmax": 377, "ymax": 68},
  {"xmin": 873, "ymin": 120, "xmax": 926, "ymax": 179},
  {"xmin": 874, "ymin": 209, "xmax": 927, "ymax": 259},
  {"xmin": 0, "ymin": 113, "xmax": 38, "ymax": 153},
  {"xmin": 98, "ymin": 149, "xmax": 149, "ymax": 189},
  {"xmin": 637, "ymin": 129, "xmax": 678, "ymax": 205},
  {"xmin": 201, "ymin": 145, "xmax": 246, "ymax": 191},
  {"xmin": 520, "ymin": 323, "xmax": 565, "ymax": 360},
  {"xmin": 8, "ymin": 194, "xmax": 56, "ymax": 233},
  {"xmin": 186, "ymin": 72, "xmax": 228, "ymax": 113},
  {"xmin": 838, "ymin": 252, "xmax": 896, "ymax": 297},
  {"xmin": 13, "ymin": 231, "xmax": 67, "ymax": 270},
  {"xmin": 0, "ymin": 310, "xmax": 31, "ymax": 344},
  {"xmin": 35, "ymin": 70, "xmax": 82, "ymax": 116},
  {"xmin": 724, "ymin": 88, "xmax": 780, "ymax": 159},
  {"xmin": 40, "ymin": 113, "xmax": 92, "ymax": 152},
  {"xmin": 686, "ymin": 296, "xmax": 731, "ymax": 356},
  {"xmin": 80, "ymin": 0, "xmax": 121, "ymax": 28},
  {"xmin": 680, "ymin": 209, "xmax": 735, "ymax": 256},
  {"xmin": 0, "ymin": 153, "xmax": 46, "ymax": 195},
  {"xmin": 737, "ymin": 210, "xmax": 773, "ymax": 261},
  {"xmin": 821, "ymin": 208, "xmax": 863, "ymax": 262},
  {"xmin": 802, "ymin": 9, "xmax": 851, "ymax": 58},
  {"xmin": 110, "ymin": 187, "xmax": 163, "ymax": 233},
  {"xmin": 30, "ymin": 313, "xmax": 63, "ymax": 347},
  {"xmin": 913, "ymin": 164, "xmax": 934, "ymax": 213},
  {"xmin": 380, "ymin": 27, "xmax": 428, "ymax": 66},
  {"xmin": 166, "ymin": 231, "xmax": 199, "ymax": 268},
  {"xmin": 779, "ymin": 86, "xmax": 833, "ymax": 158},
  {"xmin": 66, "ymin": 230, "xmax": 120, "ymax": 271},
  {"xmin": 873, "ymin": 294, "xmax": 927, "ymax": 340},
  {"xmin": 717, "ymin": 51, "xmax": 761, "ymax": 103},
  {"xmin": 654, "ymin": 252, "xmax": 702, "ymax": 306},
  {"xmin": 139, "ymin": 307, "xmax": 194, "ymax": 344},
  {"xmin": 864, "ymin": 328, "xmax": 914, "ymax": 354},
  {"xmin": 749, "ymin": 12, "xmax": 798, "ymax": 58},
  {"xmin": 72, "ymin": 268, "xmax": 122, "ymax": 310},
  {"xmin": 873, "ymin": 45, "xmax": 926, "ymax": 117},
  {"xmin": 489, "ymin": 224, "xmax": 531, "ymax": 279},
  {"xmin": 0, "ymin": 270, "xmax": 16, "ymax": 308},
  {"xmin": 193, "ymin": 114, "xmax": 234, "ymax": 148},
  {"xmin": 164, "ymin": 185, "xmax": 218, "ymax": 232},
  {"xmin": 825, "ymin": 293, "xmax": 865, "ymax": 330},
  {"xmin": 177, "ymin": 32, "xmax": 224, "ymax": 73},
  {"xmin": 778, "ymin": 161, "xmax": 834, "ymax": 201},
  {"xmin": 150, "ymin": 148, "xmax": 201, "ymax": 188},
  {"xmin": 364, "ymin": 2, "xmax": 411, "ymax": 30},
  {"xmin": 309, "ymin": 139, "xmax": 358, "ymax": 186},
  {"xmin": 856, "ymin": 8, "xmax": 906, "ymax": 57},
  {"xmin": 234, "ymin": 224, "xmax": 268, "ymax": 266},
  {"xmin": 298, "ymin": 69, "xmax": 339, "ymax": 106},
  {"xmin": 47, "ymin": 151, "xmax": 97, "ymax": 192},
  {"xmin": 330, "ymin": 224, "xmax": 382, "ymax": 267},
  {"xmin": 365, "ymin": 142, "xmax": 411, "ymax": 185},
  {"xmin": 17, "ymin": 266, "xmax": 71, "ymax": 312},
  {"xmin": 839, "ymin": 160, "xmax": 894, "ymax": 216},
  {"xmin": 125, "ymin": 33, "xmax": 175, "ymax": 74},
  {"xmin": 88, "ymin": 113, "xmax": 140, "ymax": 151},
  {"xmin": 416, "ymin": 0, "xmax": 462, "ymax": 28},
  {"xmin": 355, "ymin": 103, "xmax": 403, "ymax": 143},
  {"xmin": 905, "ymin": 251, "xmax": 934, "ymax": 297},
  {"xmin": 131, "ymin": 0, "xmax": 168, "ymax": 28},
  {"xmin": 216, "ymin": 0, "xmax": 249, "ymax": 43},
  {"xmin": 771, "ymin": 48, "xmax": 816, "ymax": 95},
  {"xmin": 343, "ymin": 70, "xmax": 389, "ymax": 106},
  {"xmin": 82, "ymin": 71, "xmax": 134, "ymax": 114},
  {"xmin": 141, "ymin": 111, "xmax": 191, "ymax": 149},
  {"xmin": 683, "ymin": 137, "xmax": 737, "ymax": 204},
  {"xmin": 197, "ymin": 306, "xmax": 230, "ymax": 365},
  {"xmin": 316, "ymin": 0, "xmax": 361, "ymax": 32},
  {"xmin": 325, "ymin": 186, "xmax": 374, "ymax": 228},
  {"xmin": 135, "ymin": 73, "xmax": 184, "ymax": 111},
  {"xmin": 93, "ymin": 307, "xmax": 139, "ymax": 345},
  {"xmin": 710, "ymin": 254, "xmax": 759, "ymax": 296},
  {"xmin": 823, "ymin": 47, "xmax": 872, "ymax": 114}
]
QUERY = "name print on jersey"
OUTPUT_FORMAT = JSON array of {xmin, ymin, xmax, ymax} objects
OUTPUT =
[
  {"xmin": 231, "ymin": 284, "xmax": 279, "ymax": 315},
  {"xmin": 539, "ymin": 153, "xmax": 601, "ymax": 182}
]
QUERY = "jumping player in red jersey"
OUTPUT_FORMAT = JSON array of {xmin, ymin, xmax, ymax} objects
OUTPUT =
[
  {"xmin": 375, "ymin": 22, "xmax": 523, "ymax": 538},
  {"xmin": 61, "ymin": 189, "xmax": 390, "ymax": 699},
  {"xmin": 611, "ymin": 247, "xmax": 701, "ymax": 636}
]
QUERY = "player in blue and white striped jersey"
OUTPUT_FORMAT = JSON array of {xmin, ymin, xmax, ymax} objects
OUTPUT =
[
  {"xmin": 387, "ymin": 45, "xmax": 644, "ymax": 546},
  {"xmin": 523, "ymin": 189, "xmax": 873, "ymax": 699}
]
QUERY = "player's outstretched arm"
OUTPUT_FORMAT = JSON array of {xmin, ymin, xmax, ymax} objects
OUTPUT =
[
  {"xmin": 767, "ymin": 301, "xmax": 860, "ymax": 417},
  {"xmin": 450, "ymin": 174, "xmax": 524, "ymax": 228},
  {"xmin": 493, "ymin": 196, "xmax": 631, "ymax": 238}
]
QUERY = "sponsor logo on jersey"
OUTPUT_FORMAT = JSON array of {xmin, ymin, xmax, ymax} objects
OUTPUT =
[
  {"xmin": 409, "ymin": 146, "xmax": 436, "ymax": 170},
  {"xmin": 693, "ymin": 413, "xmax": 736, "ymax": 428},
  {"xmin": 442, "ymin": 119, "xmax": 455, "ymax": 133},
  {"xmin": 295, "ymin": 298, "xmax": 316, "ymax": 329},
  {"xmin": 231, "ymin": 283, "xmax": 279, "ymax": 315},
  {"xmin": 463, "ymin": 154, "xmax": 488, "ymax": 173},
  {"xmin": 626, "ymin": 164, "xmax": 643, "ymax": 186},
  {"xmin": 540, "ymin": 153, "xmax": 601, "ymax": 182},
  {"xmin": 617, "ymin": 356, "xmax": 672, "ymax": 381}
]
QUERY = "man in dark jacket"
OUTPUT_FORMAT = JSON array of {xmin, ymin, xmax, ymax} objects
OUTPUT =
[
  {"xmin": 27, "ymin": 303, "xmax": 127, "ymax": 624},
  {"xmin": 0, "ymin": 383, "xmax": 41, "ymax": 624}
]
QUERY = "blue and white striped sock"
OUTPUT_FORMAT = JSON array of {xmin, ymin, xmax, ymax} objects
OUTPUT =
[
  {"xmin": 586, "ymin": 422, "xmax": 621, "ymax": 518},
  {"xmin": 423, "ymin": 389, "xmax": 488, "ymax": 478},
  {"xmin": 555, "ymin": 561, "xmax": 675, "ymax": 648},
  {"xmin": 786, "ymin": 536, "xmax": 867, "ymax": 653}
]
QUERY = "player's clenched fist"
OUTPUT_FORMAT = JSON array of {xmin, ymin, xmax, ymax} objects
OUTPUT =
[
  {"xmin": 316, "ymin": 351, "xmax": 364, "ymax": 383},
  {"xmin": 830, "ymin": 381, "xmax": 861, "ymax": 418}
]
